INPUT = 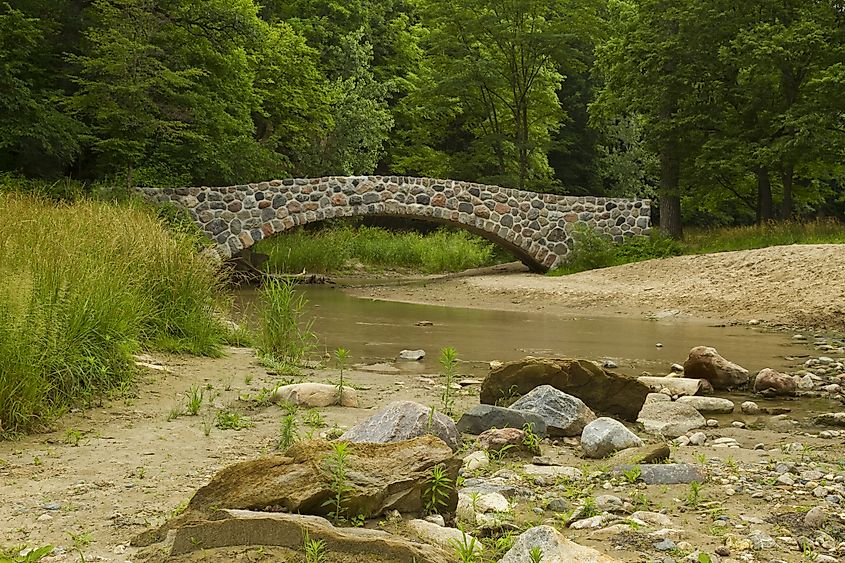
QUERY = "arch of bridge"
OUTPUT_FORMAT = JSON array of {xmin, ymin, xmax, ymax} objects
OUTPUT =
[{"xmin": 139, "ymin": 176, "xmax": 651, "ymax": 272}]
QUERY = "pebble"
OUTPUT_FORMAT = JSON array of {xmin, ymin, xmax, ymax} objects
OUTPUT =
[
  {"xmin": 706, "ymin": 419, "xmax": 719, "ymax": 427},
  {"xmin": 654, "ymin": 539, "xmax": 676, "ymax": 551},
  {"xmin": 41, "ymin": 502, "xmax": 61, "ymax": 511},
  {"xmin": 731, "ymin": 421, "xmax": 746, "ymax": 428},
  {"xmin": 740, "ymin": 401, "xmax": 760, "ymax": 415}
]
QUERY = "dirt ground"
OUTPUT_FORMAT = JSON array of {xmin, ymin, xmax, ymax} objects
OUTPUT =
[
  {"xmin": 2, "ymin": 244, "xmax": 844, "ymax": 562},
  {"xmin": 347, "ymin": 244, "xmax": 845, "ymax": 332}
]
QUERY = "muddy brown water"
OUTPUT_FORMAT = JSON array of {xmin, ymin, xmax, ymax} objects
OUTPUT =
[{"xmin": 234, "ymin": 285, "xmax": 837, "ymax": 425}]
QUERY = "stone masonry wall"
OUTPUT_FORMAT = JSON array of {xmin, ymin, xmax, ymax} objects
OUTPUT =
[{"xmin": 138, "ymin": 176, "xmax": 651, "ymax": 272}]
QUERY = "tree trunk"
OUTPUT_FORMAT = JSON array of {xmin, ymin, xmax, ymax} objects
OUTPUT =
[
  {"xmin": 659, "ymin": 149, "xmax": 683, "ymax": 239},
  {"xmin": 756, "ymin": 167, "xmax": 773, "ymax": 223},
  {"xmin": 127, "ymin": 161, "xmax": 134, "ymax": 190},
  {"xmin": 781, "ymin": 163, "xmax": 794, "ymax": 218}
]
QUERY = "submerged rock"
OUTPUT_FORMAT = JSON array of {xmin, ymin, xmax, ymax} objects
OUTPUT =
[
  {"xmin": 753, "ymin": 368, "xmax": 798, "ymax": 396},
  {"xmin": 509, "ymin": 385, "xmax": 596, "ymax": 437},
  {"xmin": 340, "ymin": 400, "xmax": 460, "ymax": 450},
  {"xmin": 815, "ymin": 412, "xmax": 845, "ymax": 427},
  {"xmin": 683, "ymin": 346, "xmax": 749, "ymax": 389},
  {"xmin": 480, "ymin": 357, "xmax": 650, "ymax": 421},
  {"xmin": 580, "ymin": 417, "xmax": 643, "ymax": 459}
]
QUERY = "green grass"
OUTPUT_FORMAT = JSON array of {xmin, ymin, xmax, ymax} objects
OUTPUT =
[
  {"xmin": 255, "ymin": 224, "xmax": 500, "ymax": 274},
  {"xmin": 257, "ymin": 278, "xmax": 315, "ymax": 368},
  {"xmin": 0, "ymin": 193, "xmax": 230, "ymax": 435},
  {"xmin": 551, "ymin": 219, "xmax": 845, "ymax": 276}
]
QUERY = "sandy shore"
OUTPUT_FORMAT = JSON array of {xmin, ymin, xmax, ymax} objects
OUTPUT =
[{"xmin": 346, "ymin": 244, "xmax": 845, "ymax": 332}]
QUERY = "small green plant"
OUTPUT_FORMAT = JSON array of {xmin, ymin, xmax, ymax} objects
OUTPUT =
[
  {"xmin": 686, "ymin": 481, "xmax": 703, "ymax": 508},
  {"xmin": 528, "ymin": 546, "xmax": 543, "ymax": 563},
  {"xmin": 423, "ymin": 464, "xmax": 453, "ymax": 515},
  {"xmin": 0, "ymin": 545, "xmax": 54, "ymax": 563},
  {"xmin": 322, "ymin": 442, "xmax": 353, "ymax": 525},
  {"xmin": 303, "ymin": 532, "xmax": 326, "ymax": 563},
  {"xmin": 450, "ymin": 528, "xmax": 481, "ymax": 563},
  {"xmin": 215, "ymin": 411, "xmax": 253, "ymax": 430},
  {"xmin": 68, "ymin": 531, "xmax": 90, "ymax": 563},
  {"xmin": 278, "ymin": 413, "xmax": 299, "ymax": 451},
  {"xmin": 439, "ymin": 347, "xmax": 458, "ymax": 416},
  {"xmin": 167, "ymin": 406, "xmax": 184, "ymax": 421},
  {"xmin": 201, "ymin": 415, "xmax": 213, "ymax": 437},
  {"xmin": 185, "ymin": 385, "xmax": 203, "ymax": 416},
  {"xmin": 580, "ymin": 496, "xmax": 599, "ymax": 518},
  {"xmin": 522, "ymin": 423, "xmax": 541, "ymax": 454},
  {"xmin": 64, "ymin": 429, "xmax": 83, "ymax": 447},
  {"xmin": 488, "ymin": 444, "xmax": 515, "ymax": 462},
  {"xmin": 622, "ymin": 465, "xmax": 642, "ymax": 484},
  {"xmin": 694, "ymin": 452, "xmax": 707, "ymax": 464},
  {"xmin": 482, "ymin": 532, "xmax": 516, "ymax": 560},
  {"xmin": 303, "ymin": 409, "xmax": 327, "ymax": 428},
  {"xmin": 335, "ymin": 347, "xmax": 349, "ymax": 403}
]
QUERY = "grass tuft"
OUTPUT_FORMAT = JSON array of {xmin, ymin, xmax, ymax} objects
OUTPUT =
[{"xmin": 0, "ymin": 193, "xmax": 229, "ymax": 435}]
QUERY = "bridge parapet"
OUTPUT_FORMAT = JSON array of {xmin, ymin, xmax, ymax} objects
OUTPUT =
[{"xmin": 138, "ymin": 176, "xmax": 650, "ymax": 272}]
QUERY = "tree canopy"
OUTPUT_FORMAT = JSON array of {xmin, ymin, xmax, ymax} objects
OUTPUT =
[{"xmin": 0, "ymin": 0, "xmax": 842, "ymax": 233}]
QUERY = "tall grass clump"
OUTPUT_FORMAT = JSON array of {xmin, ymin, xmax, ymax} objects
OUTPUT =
[
  {"xmin": 684, "ymin": 219, "xmax": 845, "ymax": 254},
  {"xmin": 257, "ymin": 278, "xmax": 315, "ymax": 367},
  {"xmin": 0, "ymin": 194, "xmax": 228, "ymax": 435},
  {"xmin": 256, "ymin": 224, "xmax": 499, "ymax": 274}
]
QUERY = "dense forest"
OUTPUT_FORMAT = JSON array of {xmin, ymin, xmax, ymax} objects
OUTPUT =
[{"xmin": 1, "ymin": 0, "xmax": 843, "ymax": 235}]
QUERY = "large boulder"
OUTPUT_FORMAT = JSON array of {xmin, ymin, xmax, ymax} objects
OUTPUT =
[
  {"xmin": 753, "ymin": 368, "xmax": 798, "ymax": 396},
  {"xmin": 480, "ymin": 357, "xmax": 650, "ymax": 421},
  {"xmin": 581, "ymin": 417, "xmax": 643, "ymax": 459},
  {"xmin": 509, "ymin": 385, "xmax": 596, "ymax": 437},
  {"xmin": 340, "ymin": 400, "xmax": 460, "ymax": 451},
  {"xmin": 500, "ymin": 525, "xmax": 620, "ymax": 562},
  {"xmin": 163, "ymin": 510, "xmax": 452, "ymax": 561},
  {"xmin": 675, "ymin": 396, "xmax": 735, "ymax": 414},
  {"xmin": 133, "ymin": 437, "xmax": 460, "ymax": 548},
  {"xmin": 637, "ymin": 401, "xmax": 706, "ymax": 438},
  {"xmin": 456, "ymin": 404, "xmax": 548, "ymax": 436},
  {"xmin": 271, "ymin": 382, "xmax": 358, "ymax": 408},
  {"xmin": 683, "ymin": 346, "xmax": 749, "ymax": 389}
]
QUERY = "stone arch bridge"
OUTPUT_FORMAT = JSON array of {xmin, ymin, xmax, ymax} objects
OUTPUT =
[{"xmin": 139, "ymin": 176, "xmax": 651, "ymax": 272}]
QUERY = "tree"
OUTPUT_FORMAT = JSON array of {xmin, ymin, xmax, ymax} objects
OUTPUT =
[{"xmin": 419, "ymin": 0, "xmax": 598, "ymax": 190}]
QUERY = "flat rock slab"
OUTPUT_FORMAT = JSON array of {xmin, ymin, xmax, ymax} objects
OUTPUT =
[
  {"xmin": 523, "ymin": 464, "xmax": 583, "ymax": 481},
  {"xmin": 399, "ymin": 349, "xmax": 426, "ymax": 361},
  {"xmin": 638, "ymin": 376, "xmax": 710, "ymax": 396},
  {"xmin": 675, "ymin": 396, "xmax": 735, "ymax": 414},
  {"xmin": 481, "ymin": 357, "xmax": 650, "ymax": 421},
  {"xmin": 456, "ymin": 404, "xmax": 548, "ymax": 436},
  {"xmin": 168, "ymin": 510, "xmax": 451, "ymax": 562},
  {"xmin": 637, "ymin": 401, "xmax": 706, "ymax": 438},
  {"xmin": 500, "ymin": 525, "xmax": 621, "ymax": 562},
  {"xmin": 341, "ymin": 400, "xmax": 460, "ymax": 451},
  {"xmin": 614, "ymin": 464, "xmax": 705, "ymax": 485},
  {"xmin": 133, "ymin": 436, "xmax": 460, "ymax": 549}
]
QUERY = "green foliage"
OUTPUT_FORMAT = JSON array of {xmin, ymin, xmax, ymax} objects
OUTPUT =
[
  {"xmin": 0, "ymin": 194, "xmax": 228, "ymax": 435},
  {"xmin": 322, "ymin": 441, "xmax": 353, "ymax": 524},
  {"xmin": 257, "ymin": 278, "xmax": 315, "ymax": 368},
  {"xmin": 334, "ymin": 347, "xmax": 349, "ymax": 403},
  {"xmin": 686, "ymin": 481, "xmax": 703, "ymax": 508},
  {"xmin": 438, "ymin": 347, "xmax": 458, "ymax": 417},
  {"xmin": 621, "ymin": 465, "xmax": 641, "ymax": 484},
  {"xmin": 450, "ymin": 528, "xmax": 482, "ymax": 563},
  {"xmin": 423, "ymin": 463, "xmax": 453, "ymax": 515},
  {"xmin": 215, "ymin": 411, "xmax": 253, "ymax": 430},
  {"xmin": 551, "ymin": 227, "xmax": 684, "ymax": 275},
  {"xmin": 185, "ymin": 385, "xmax": 204, "ymax": 416},
  {"xmin": 528, "ymin": 547, "xmax": 544, "ymax": 563},
  {"xmin": 257, "ymin": 224, "xmax": 499, "ymax": 275},
  {"xmin": 277, "ymin": 413, "xmax": 299, "ymax": 451},
  {"xmin": 0, "ymin": 545, "xmax": 54, "ymax": 563},
  {"xmin": 522, "ymin": 423, "xmax": 542, "ymax": 455},
  {"xmin": 303, "ymin": 532, "xmax": 326, "ymax": 563}
]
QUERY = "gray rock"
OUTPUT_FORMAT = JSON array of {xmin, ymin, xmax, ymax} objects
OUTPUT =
[
  {"xmin": 398, "ymin": 349, "xmax": 425, "ymax": 361},
  {"xmin": 580, "ymin": 417, "xmax": 643, "ymax": 458},
  {"xmin": 456, "ymin": 404, "xmax": 548, "ymax": 436},
  {"xmin": 340, "ymin": 400, "xmax": 460, "ymax": 450},
  {"xmin": 510, "ymin": 385, "xmax": 596, "ymax": 437},
  {"xmin": 500, "ymin": 525, "xmax": 620, "ymax": 562},
  {"xmin": 614, "ymin": 464, "xmax": 706, "ymax": 485},
  {"xmin": 637, "ymin": 401, "xmax": 706, "ymax": 437},
  {"xmin": 748, "ymin": 530, "xmax": 776, "ymax": 550},
  {"xmin": 804, "ymin": 506, "xmax": 826, "ymax": 528},
  {"xmin": 675, "ymin": 396, "xmax": 735, "ymax": 414},
  {"xmin": 654, "ymin": 539, "xmax": 676, "ymax": 551}
]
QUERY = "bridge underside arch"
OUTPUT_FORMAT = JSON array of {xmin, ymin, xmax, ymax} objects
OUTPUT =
[{"xmin": 138, "ymin": 176, "xmax": 651, "ymax": 273}]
